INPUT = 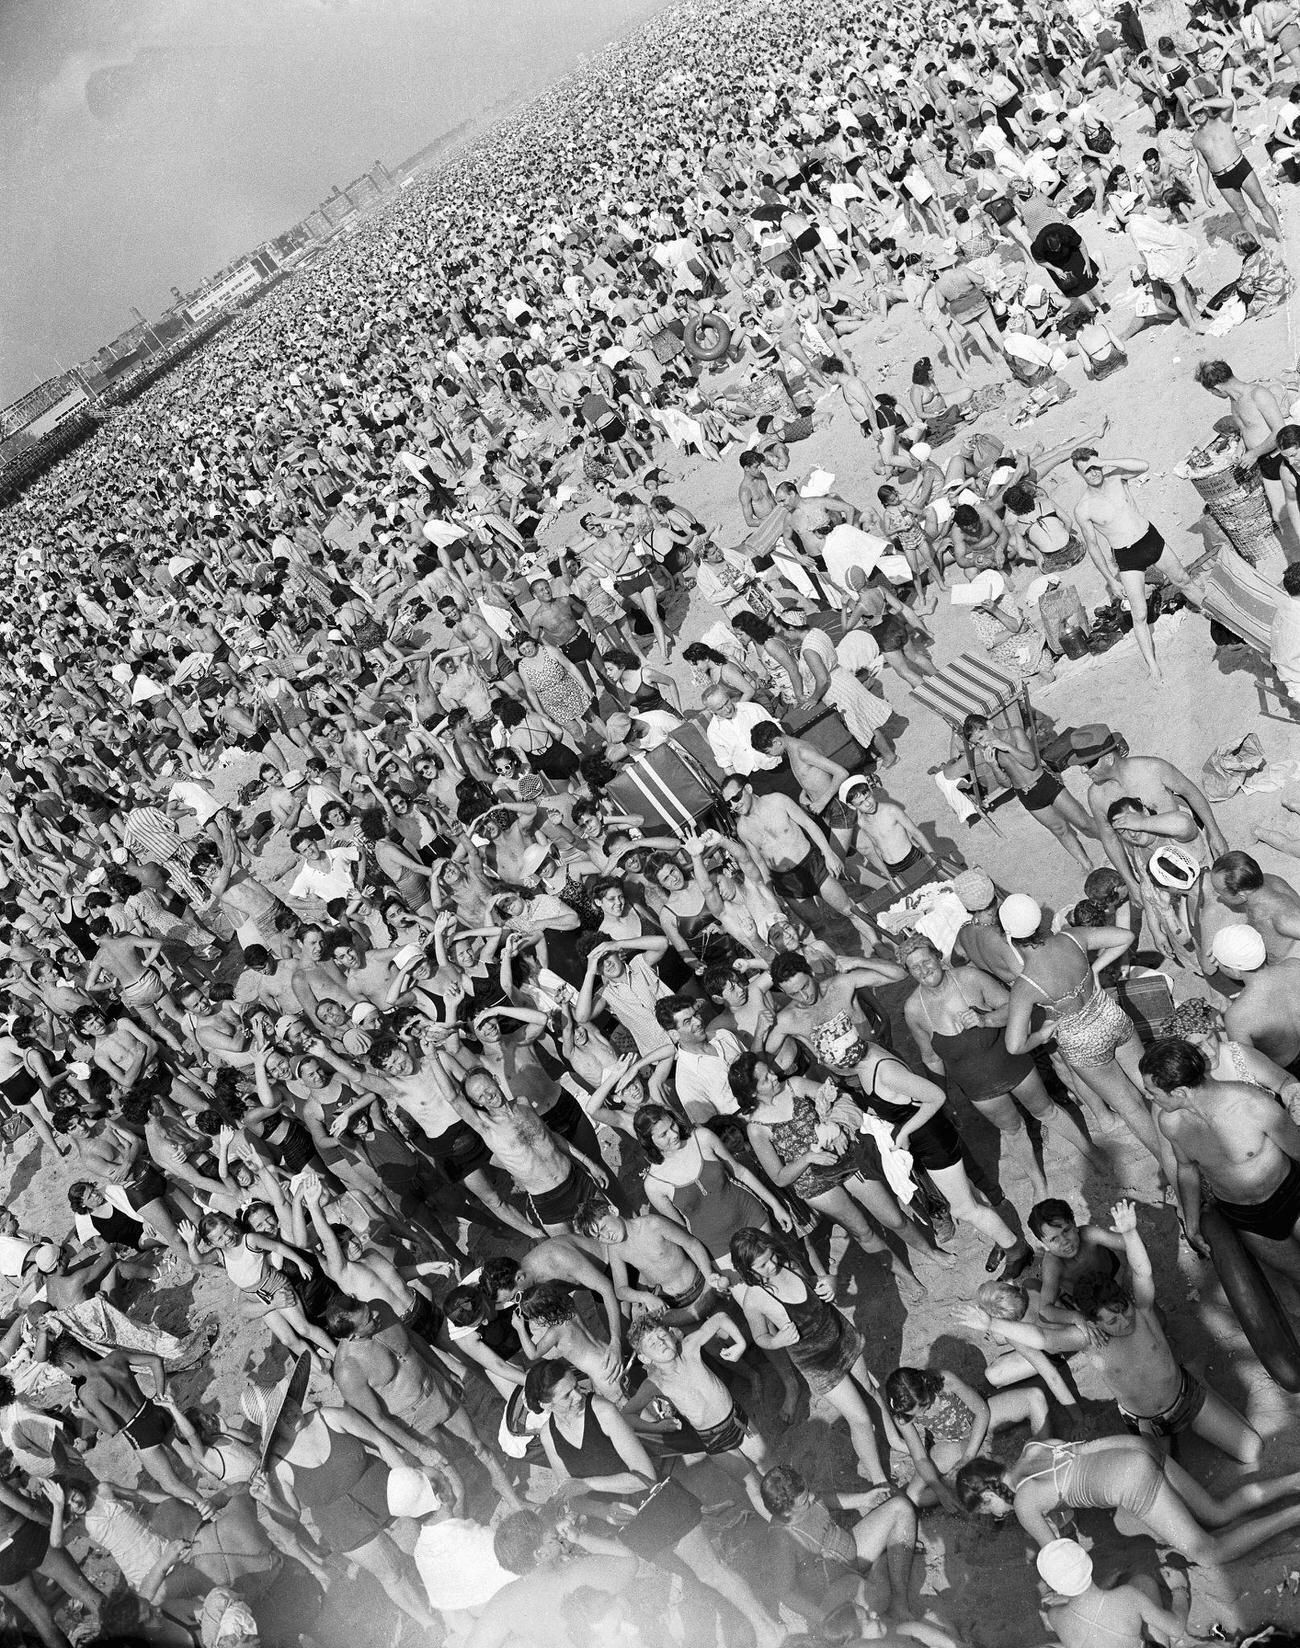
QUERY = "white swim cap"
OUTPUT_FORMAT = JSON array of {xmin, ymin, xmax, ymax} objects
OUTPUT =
[
  {"xmin": 1036, "ymin": 1537, "xmax": 1093, "ymax": 1596},
  {"xmin": 999, "ymin": 893, "xmax": 1042, "ymax": 939}
]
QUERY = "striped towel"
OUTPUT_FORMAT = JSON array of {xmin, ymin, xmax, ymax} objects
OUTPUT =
[{"xmin": 911, "ymin": 653, "xmax": 1020, "ymax": 729}]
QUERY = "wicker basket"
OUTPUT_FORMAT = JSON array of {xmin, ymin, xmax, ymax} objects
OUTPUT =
[{"xmin": 1182, "ymin": 445, "xmax": 1279, "ymax": 570}]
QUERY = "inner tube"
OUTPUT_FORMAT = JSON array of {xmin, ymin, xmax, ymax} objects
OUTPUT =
[
  {"xmin": 684, "ymin": 315, "xmax": 733, "ymax": 363},
  {"xmin": 1202, "ymin": 1203, "xmax": 1300, "ymax": 1393}
]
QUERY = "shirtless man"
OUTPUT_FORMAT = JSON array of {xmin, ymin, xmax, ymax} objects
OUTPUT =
[
  {"xmin": 439, "ymin": 1057, "xmax": 609, "ymax": 1235},
  {"xmin": 1071, "ymin": 451, "xmax": 1189, "ymax": 683},
  {"xmin": 738, "ymin": 450, "xmax": 779, "ymax": 530},
  {"xmin": 1193, "ymin": 359, "xmax": 1295, "ymax": 540},
  {"xmin": 1189, "ymin": 96, "xmax": 1282, "ymax": 242},
  {"xmin": 1083, "ymin": 734, "xmax": 1227, "ymax": 903},
  {"xmin": 962, "ymin": 1199, "xmax": 1262, "ymax": 1462},
  {"xmin": 629, "ymin": 1313, "xmax": 770, "ymax": 1511},
  {"xmin": 1037, "ymin": 1539, "xmax": 1191, "ymax": 1648},
  {"xmin": 53, "ymin": 1341, "xmax": 206, "ymax": 1510},
  {"xmin": 71, "ymin": 1005, "xmax": 158, "ymax": 1093},
  {"xmin": 326, "ymin": 1296, "xmax": 521, "ymax": 1509},
  {"xmin": 723, "ymin": 777, "xmax": 878, "ymax": 948},
  {"xmin": 351, "ymin": 1040, "xmax": 538, "ymax": 1238},
  {"xmin": 836, "ymin": 776, "xmax": 958, "ymax": 887},
  {"xmin": 747, "ymin": 724, "xmax": 849, "ymax": 819},
  {"xmin": 482, "ymin": 1237, "xmax": 623, "ymax": 1359},
  {"xmin": 83, "ymin": 925, "xmax": 185, "ymax": 1054},
  {"xmin": 1210, "ymin": 849, "xmax": 1300, "ymax": 961},
  {"xmin": 1140, "ymin": 1036, "xmax": 1300, "ymax": 1284},
  {"xmin": 575, "ymin": 1198, "xmax": 729, "ymax": 1324},
  {"xmin": 764, "ymin": 948, "xmax": 906, "ymax": 1072},
  {"xmin": 963, "ymin": 718, "xmax": 1096, "ymax": 869},
  {"xmin": 1211, "ymin": 923, "xmax": 1300, "ymax": 1069},
  {"xmin": 527, "ymin": 576, "xmax": 601, "ymax": 691}
]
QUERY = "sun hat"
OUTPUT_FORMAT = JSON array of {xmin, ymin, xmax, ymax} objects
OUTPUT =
[{"xmin": 1147, "ymin": 845, "xmax": 1202, "ymax": 892}]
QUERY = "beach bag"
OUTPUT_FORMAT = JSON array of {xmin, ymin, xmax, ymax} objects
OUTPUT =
[
  {"xmin": 1038, "ymin": 582, "xmax": 1088, "ymax": 653},
  {"xmin": 1201, "ymin": 732, "xmax": 1265, "ymax": 800}
]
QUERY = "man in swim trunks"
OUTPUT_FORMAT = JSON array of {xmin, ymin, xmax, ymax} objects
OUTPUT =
[
  {"xmin": 1140, "ymin": 1036, "xmax": 1300, "ymax": 1284},
  {"xmin": 1193, "ymin": 359, "xmax": 1293, "ymax": 539},
  {"xmin": 82, "ymin": 924, "xmax": 186, "ymax": 1055},
  {"xmin": 835, "ymin": 776, "xmax": 958, "ymax": 888},
  {"xmin": 1190, "ymin": 95, "xmax": 1282, "ymax": 242},
  {"xmin": 629, "ymin": 1313, "xmax": 770, "ymax": 1511},
  {"xmin": 972, "ymin": 1199, "xmax": 1262, "ymax": 1460},
  {"xmin": 764, "ymin": 947, "xmax": 906, "ymax": 1071},
  {"xmin": 327, "ymin": 1296, "xmax": 522, "ymax": 1510},
  {"xmin": 575, "ymin": 1199, "xmax": 729, "ymax": 1325},
  {"xmin": 724, "ymin": 778, "xmax": 879, "ymax": 949},
  {"xmin": 54, "ymin": 1341, "xmax": 207, "ymax": 1510},
  {"xmin": 962, "ymin": 718, "xmax": 1096, "ymax": 871},
  {"xmin": 1071, "ymin": 450, "xmax": 1189, "ymax": 683}
]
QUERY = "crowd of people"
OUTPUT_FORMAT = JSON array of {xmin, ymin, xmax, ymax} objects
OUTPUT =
[{"xmin": 6, "ymin": 0, "xmax": 1300, "ymax": 1643}]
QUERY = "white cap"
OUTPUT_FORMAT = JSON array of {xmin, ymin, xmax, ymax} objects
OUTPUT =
[
  {"xmin": 1036, "ymin": 1538, "xmax": 1093, "ymax": 1596},
  {"xmin": 999, "ymin": 893, "xmax": 1042, "ymax": 939},
  {"xmin": 1210, "ymin": 923, "xmax": 1267, "ymax": 973}
]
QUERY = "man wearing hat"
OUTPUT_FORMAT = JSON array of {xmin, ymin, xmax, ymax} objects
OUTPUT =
[
  {"xmin": 1213, "ymin": 923, "xmax": 1300, "ymax": 1072},
  {"xmin": 1036, "ymin": 1537, "xmax": 1190, "ymax": 1648}
]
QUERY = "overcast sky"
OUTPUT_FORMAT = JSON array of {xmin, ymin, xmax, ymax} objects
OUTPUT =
[{"xmin": 0, "ymin": 0, "xmax": 668, "ymax": 405}]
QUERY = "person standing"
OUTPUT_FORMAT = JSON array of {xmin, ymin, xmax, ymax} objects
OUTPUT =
[{"xmin": 1071, "ymin": 450, "xmax": 1189, "ymax": 683}]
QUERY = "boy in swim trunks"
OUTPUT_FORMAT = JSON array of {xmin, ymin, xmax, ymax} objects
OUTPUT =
[
  {"xmin": 963, "ymin": 717, "xmax": 1096, "ymax": 871},
  {"xmin": 971, "ymin": 1199, "xmax": 1263, "ymax": 1462},
  {"xmin": 629, "ymin": 1313, "xmax": 769, "ymax": 1511},
  {"xmin": 53, "ymin": 1341, "xmax": 207, "ymax": 1511}
]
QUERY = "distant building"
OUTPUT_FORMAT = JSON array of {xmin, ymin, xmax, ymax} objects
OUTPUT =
[{"xmin": 185, "ymin": 261, "xmax": 264, "ymax": 323}]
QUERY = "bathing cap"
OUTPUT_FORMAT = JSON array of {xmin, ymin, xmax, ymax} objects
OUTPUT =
[
  {"xmin": 998, "ymin": 893, "xmax": 1042, "ymax": 939},
  {"xmin": 1210, "ymin": 923, "xmax": 1267, "ymax": 973}
]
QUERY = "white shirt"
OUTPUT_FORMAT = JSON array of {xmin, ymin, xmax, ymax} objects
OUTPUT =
[
  {"xmin": 706, "ymin": 701, "xmax": 780, "ymax": 775},
  {"xmin": 674, "ymin": 1030, "xmax": 745, "ymax": 1124}
]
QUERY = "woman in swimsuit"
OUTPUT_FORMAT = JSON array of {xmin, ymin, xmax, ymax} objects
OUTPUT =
[
  {"xmin": 1169, "ymin": 996, "xmax": 1300, "ymax": 1109},
  {"xmin": 637, "ymin": 1106, "xmax": 793, "ymax": 1269},
  {"xmin": 886, "ymin": 1364, "xmax": 1047, "ymax": 1512},
  {"xmin": 526, "ymin": 1359, "xmax": 782, "ymax": 1645},
  {"xmin": 0, "ymin": 1477, "xmax": 105, "ymax": 1646},
  {"xmin": 645, "ymin": 847, "xmax": 730, "ymax": 976},
  {"xmin": 903, "ymin": 937, "xmax": 1093, "ymax": 1202},
  {"xmin": 731, "ymin": 1053, "xmax": 937, "ymax": 1303},
  {"xmin": 851, "ymin": 1037, "xmax": 1032, "ymax": 1270},
  {"xmin": 730, "ymin": 1228, "xmax": 905, "ymax": 1485},
  {"xmin": 956, "ymin": 1434, "xmax": 1300, "ymax": 1565},
  {"xmin": 1001, "ymin": 903, "xmax": 1161, "ymax": 1157},
  {"xmin": 0, "ymin": 1019, "xmax": 68, "ymax": 1159}
]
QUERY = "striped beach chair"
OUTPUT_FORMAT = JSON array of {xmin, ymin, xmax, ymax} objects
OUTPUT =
[{"xmin": 912, "ymin": 653, "xmax": 1038, "ymax": 823}]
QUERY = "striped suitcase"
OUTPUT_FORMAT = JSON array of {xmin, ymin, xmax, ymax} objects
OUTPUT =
[{"xmin": 608, "ymin": 723, "xmax": 726, "ymax": 837}]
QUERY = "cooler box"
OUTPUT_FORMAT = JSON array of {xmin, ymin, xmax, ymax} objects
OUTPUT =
[{"xmin": 609, "ymin": 722, "xmax": 726, "ymax": 836}]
